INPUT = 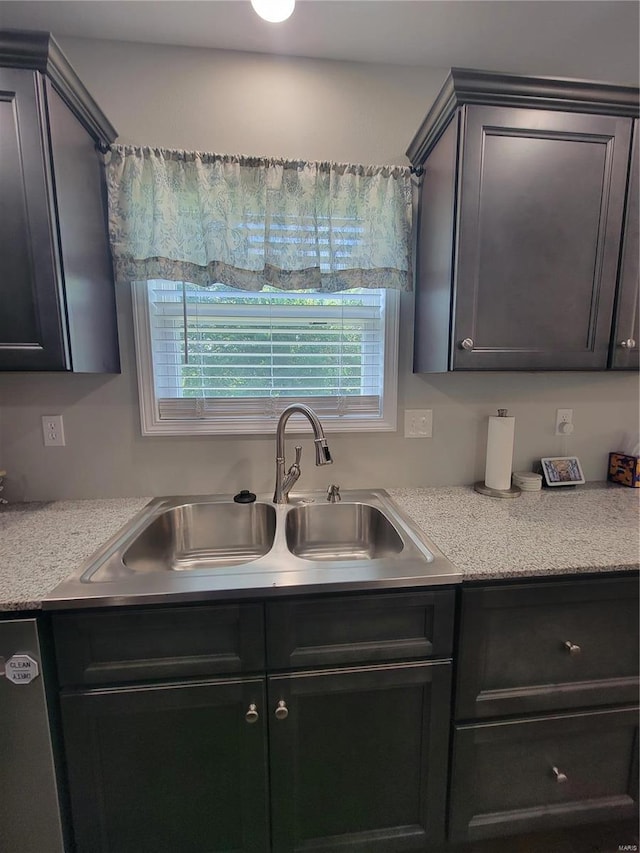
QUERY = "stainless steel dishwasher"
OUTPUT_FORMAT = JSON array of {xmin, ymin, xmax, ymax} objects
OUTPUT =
[{"xmin": 0, "ymin": 618, "xmax": 65, "ymax": 853}]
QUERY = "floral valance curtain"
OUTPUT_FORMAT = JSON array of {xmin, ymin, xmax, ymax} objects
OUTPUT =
[{"xmin": 104, "ymin": 146, "xmax": 413, "ymax": 292}]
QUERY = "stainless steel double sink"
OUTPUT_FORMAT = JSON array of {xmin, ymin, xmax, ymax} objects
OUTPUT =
[{"xmin": 45, "ymin": 490, "xmax": 460, "ymax": 609}]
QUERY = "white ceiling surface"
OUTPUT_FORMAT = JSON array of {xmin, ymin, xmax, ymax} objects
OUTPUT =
[{"xmin": 0, "ymin": 0, "xmax": 638, "ymax": 82}]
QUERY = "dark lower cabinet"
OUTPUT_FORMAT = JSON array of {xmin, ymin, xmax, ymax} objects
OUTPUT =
[
  {"xmin": 450, "ymin": 576, "xmax": 640, "ymax": 846},
  {"xmin": 455, "ymin": 577, "xmax": 639, "ymax": 719},
  {"xmin": 56, "ymin": 593, "xmax": 455, "ymax": 853},
  {"xmin": 60, "ymin": 662, "xmax": 452, "ymax": 853},
  {"xmin": 449, "ymin": 706, "xmax": 639, "ymax": 842},
  {"xmin": 57, "ymin": 580, "xmax": 638, "ymax": 853},
  {"xmin": 268, "ymin": 661, "xmax": 452, "ymax": 852},
  {"xmin": 61, "ymin": 677, "xmax": 270, "ymax": 853}
]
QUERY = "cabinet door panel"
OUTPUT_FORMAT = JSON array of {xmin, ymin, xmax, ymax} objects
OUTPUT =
[
  {"xmin": 267, "ymin": 590, "xmax": 454, "ymax": 670},
  {"xmin": 454, "ymin": 106, "xmax": 631, "ymax": 370},
  {"xmin": 449, "ymin": 707, "xmax": 639, "ymax": 842},
  {"xmin": 456, "ymin": 578, "xmax": 639, "ymax": 719},
  {"xmin": 61, "ymin": 677, "xmax": 269, "ymax": 853},
  {"xmin": 610, "ymin": 118, "xmax": 639, "ymax": 369},
  {"xmin": 54, "ymin": 602, "xmax": 265, "ymax": 686},
  {"xmin": 0, "ymin": 68, "xmax": 67, "ymax": 369},
  {"xmin": 268, "ymin": 661, "xmax": 451, "ymax": 852}
]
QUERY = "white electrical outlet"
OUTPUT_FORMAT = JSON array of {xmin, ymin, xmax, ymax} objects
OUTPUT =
[
  {"xmin": 555, "ymin": 408, "xmax": 574, "ymax": 436},
  {"xmin": 42, "ymin": 415, "xmax": 66, "ymax": 447},
  {"xmin": 404, "ymin": 409, "xmax": 433, "ymax": 438}
]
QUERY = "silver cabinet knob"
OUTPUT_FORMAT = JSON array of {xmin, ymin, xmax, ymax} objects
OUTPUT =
[
  {"xmin": 275, "ymin": 700, "xmax": 289, "ymax": 720},
  {"xmin": 552, "ymin": 766, "xmax": 568, "ymax": 783},
  {"xmin": 245, "ymin": 703, "xmax": 259, "ymax": 724},
  {"xmin": 460, "ymin": 338, "xmax": 474, "ymax": 351},
  {"xmin": 620, "ymin": 339, "xmax": 637, "ymax": 348},
  {"xmin": 564, "ymin": 641, "xmax": 581, "ymax": 655}
]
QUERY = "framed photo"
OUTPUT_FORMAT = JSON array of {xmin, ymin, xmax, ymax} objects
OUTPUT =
[{"xmin": 540, "ymin": 456, "xmax": 585, "ymax": 487}]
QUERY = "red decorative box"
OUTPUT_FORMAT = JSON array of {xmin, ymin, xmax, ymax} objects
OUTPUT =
[{"xmin": 607, "ymin": 452, "xmax": 640, "ymax": 488}]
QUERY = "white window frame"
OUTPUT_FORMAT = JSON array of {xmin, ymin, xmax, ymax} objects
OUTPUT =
[{"xmin": 131, "ymin": 282, "xmax": 399, "ymax": 435}]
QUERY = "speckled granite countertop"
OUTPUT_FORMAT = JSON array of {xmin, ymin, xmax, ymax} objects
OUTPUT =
[
  {"xmin": 0, "ymin": 485, "xmax": 637, "ymax": 611},
  {"xmin": 389, "ymin": 482, "xmax": 639, "ymax": 580},
  {"xmin": 0, "ymin": 498, "xmax": 150, "ymax": 610}
]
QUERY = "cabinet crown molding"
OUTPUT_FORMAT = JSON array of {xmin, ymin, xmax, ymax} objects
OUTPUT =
[
  {"xmin": 407, "ymin": 67, "xmax": 640, "ymax": 166},
  {"xmin": 0, "ymin": 28, "xmax": 117, "ymax": 147}
]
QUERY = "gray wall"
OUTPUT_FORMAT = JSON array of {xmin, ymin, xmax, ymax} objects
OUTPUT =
[{"xmin": 0, "ymin": 38, "xmax": 637, "ymax": 501}]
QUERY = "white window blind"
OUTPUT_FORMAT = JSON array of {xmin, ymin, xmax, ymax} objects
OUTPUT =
[{"xmin": 133, "ymin": 281, "xmax": 399, "ymax": 435}]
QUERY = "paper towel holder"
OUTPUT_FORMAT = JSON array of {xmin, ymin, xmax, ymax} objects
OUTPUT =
[
  {"xmin": 474, "ymin": 409, "xmax": 522, "ymax": 499},
  {"xmin": 474, "ymin": 480, "xmax": 521, "ymax": 498}
]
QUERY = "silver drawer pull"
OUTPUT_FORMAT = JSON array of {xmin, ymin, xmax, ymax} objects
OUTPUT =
[
  {"xmin": 245, "ymin": 703, "xmax": 259, "ymax": 724},
  {"xmin": 459, "ymin": 338, "xmax": 474, "ymax": 351},
  {"xmin": 564, "ymin": 641, "xmax": 581, "ymax": 655},
  {"xmin": 275, "ymin": 700, "xmax": 289, "ymax": 720},
  {"xmin": 620, "ymin": 339, "xmax": 636, "ymax": 348},
  {"xmin": 552, "ymin": 766, "xmax": 568, "ymax": 784}
]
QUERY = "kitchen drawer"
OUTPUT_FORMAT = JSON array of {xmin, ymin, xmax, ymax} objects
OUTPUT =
[
  {"xmin": 456, "ymin": 577, "xmax": 639, "ymax": 719},
  {"xmin": 53, "ymin": 603, "xmax": 265, "ymax": 687},
  {"xmin": 266, "ymin": 590, "xmax": 455, "ymax": 670},
  {"xmin": 449, "ymin": 706, "xmax": 639, "ymax": 842}
]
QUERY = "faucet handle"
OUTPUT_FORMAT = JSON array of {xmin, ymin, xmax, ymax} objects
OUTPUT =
[
  {"xmin": 293, "ymin": 445, "xmax": 302, "ymax": 466},
  {"xmin": 327, "ymin": 484, "xmax": 341, "ymax": 503}
]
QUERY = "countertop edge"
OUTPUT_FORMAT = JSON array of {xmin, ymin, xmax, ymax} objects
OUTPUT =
[{"xmin": 1, "ymin": 486, "xmax": 638, "ymax": 611}]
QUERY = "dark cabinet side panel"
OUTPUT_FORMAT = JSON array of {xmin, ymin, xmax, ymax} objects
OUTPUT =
[
  {"xmin": 61, "ymin": 677, "xmax": 270, "ymax": 853},
  {"xmin": 610, "ymin": 118, "xmax": 639, "ymax": 369},
  {"xmin": 0, "ymin": 68, "xmax": 67, "ymax": 369},
  {"xmin": 268, "ymin": 661, "xmax": 451, "ymax": 852},
  {"xmin": 453, "ymin": 106, "xmax": 631, "ymax": 370},
  {"xmin": 413, "ymin": 115, "xmax": 459, "ymax": 373},
  {"xmin": 45, "ymin": 81, "xmax": 120, "ymax": 373},
  {"xmin": 0, "ymin": 619, "xmax": 66, "ymax": 853}
]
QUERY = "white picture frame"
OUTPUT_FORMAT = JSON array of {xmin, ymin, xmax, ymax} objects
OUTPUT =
[{"xmin": 540, "ymin": 456, "xmax": 585, "ymax": 487}]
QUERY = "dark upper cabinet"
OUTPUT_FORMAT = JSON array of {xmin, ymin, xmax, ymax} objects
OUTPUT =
[
  {"xmin": 408, "ymin": 69, "xmax": 639, "ymax": 372},
  {"xmin": 610, "ymin": 118, "xmax": 639, "ymax": 369},
  {"xmin": 0, "ymin": 30, "xmax": 119, "ymax": 372}
]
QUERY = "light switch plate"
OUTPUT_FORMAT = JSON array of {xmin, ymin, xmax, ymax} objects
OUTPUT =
[{"xmin": 404, "ymin": 409, "xmax": 433, "ymax": 438}]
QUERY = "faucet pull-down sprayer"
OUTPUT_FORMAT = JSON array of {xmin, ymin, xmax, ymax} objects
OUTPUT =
[{"xmin": 273, "ymin": 404, "xmax": 333, "ymax": 504}]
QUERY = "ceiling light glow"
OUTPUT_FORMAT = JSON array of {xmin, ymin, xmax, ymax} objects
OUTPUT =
[{"xmin": 251, "ymin": 0, "xmax": 295, "ymax": 23}]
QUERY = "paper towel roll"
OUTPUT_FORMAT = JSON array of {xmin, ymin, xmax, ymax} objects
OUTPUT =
[{"xmin": 485, "ymin": 414, "xmax": 515, "ymax": 491}]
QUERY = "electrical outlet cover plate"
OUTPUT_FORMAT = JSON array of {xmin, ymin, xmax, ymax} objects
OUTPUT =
[
  {"xmin": 42, "ymin": 415, "xmax": 65, "ymax": 447},
  {"xmin": 555, "ymin": 408, "xmax": 573, "ymax": 435}
]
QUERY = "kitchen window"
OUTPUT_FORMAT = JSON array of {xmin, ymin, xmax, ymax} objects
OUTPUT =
[
  {"xmin": 106, "ymin": 146, "xmax": 412, "ymax": 434},
  {"xmin": 133, "ymin": 280, "xmax": 399, "ymax": 434}
]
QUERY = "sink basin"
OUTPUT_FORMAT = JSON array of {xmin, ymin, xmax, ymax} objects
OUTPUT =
[
  {"xmin": 285, "ymin": 502, "xmax": 404, "ymax": 561},
  {"xmin": 122, "ymin": 502, "xmax": 276, "ymax": 572},
  {"xmin": 45, "ymin": 489, "xmax": 461, "ymax": 606}
]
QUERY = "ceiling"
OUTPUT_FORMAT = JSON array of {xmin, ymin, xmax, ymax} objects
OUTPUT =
[{"xmin": 0, "ymin": 0, "xmax": 638, "ymax": 82}]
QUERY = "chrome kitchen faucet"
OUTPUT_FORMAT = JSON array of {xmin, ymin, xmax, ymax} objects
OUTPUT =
[{"xmin": 273, "ymin": 404, "xmax": 332, "ymax": 504}]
